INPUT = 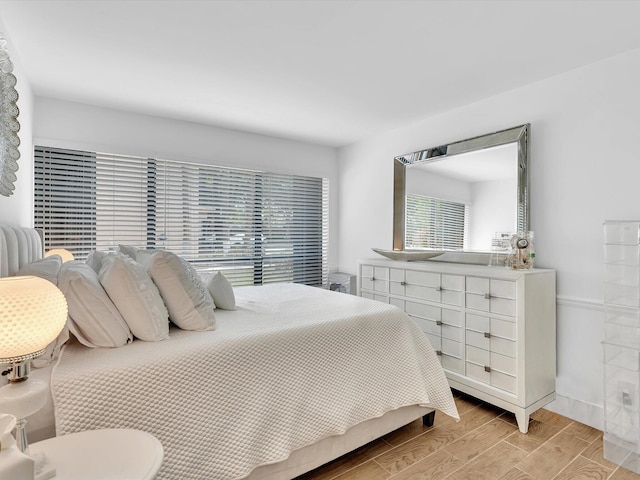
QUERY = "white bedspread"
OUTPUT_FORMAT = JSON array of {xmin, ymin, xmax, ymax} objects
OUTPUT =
[{"xmin": 52, "ymin": 284, "xmax": 458, "ymax": 480}]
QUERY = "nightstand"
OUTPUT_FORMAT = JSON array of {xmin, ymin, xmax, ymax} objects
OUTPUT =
[{"xmin": 29, "ymin": 428, "xmax": 163, "ymax": 479}]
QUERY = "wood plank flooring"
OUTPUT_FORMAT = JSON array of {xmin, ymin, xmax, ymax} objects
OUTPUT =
[{"xmin": 296, "ymin": 391, "xmax": 640, "ymax": 480}]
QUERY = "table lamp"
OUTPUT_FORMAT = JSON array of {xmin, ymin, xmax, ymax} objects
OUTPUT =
[{"xmin": 0, "ymin": 276, "xmax": 67, "ymax": 454}]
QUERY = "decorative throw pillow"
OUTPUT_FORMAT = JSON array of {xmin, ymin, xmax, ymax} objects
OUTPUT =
[
  {"xmin": 138, "ymin": 250, "xmax": 216, "ymax": 331},
  {"xmin": 117, "ymin": 244, "xmax": 139, "ymax": 260},
  {"xmin": 85, "ymin": 250, "xmax": 106, "ymax": 273},
  {"xmin": 204, "ymin": 271, "xmax": 236, "ymax": 310},
  {"xmin": 99, "ymin": 254, "xmax": 169, "ymax": 342},
  {"xmin": 57, "ymin": 261, "xmax": 133, "ymax": 348},
  {"xmin": 16, "ymin": 255, "xmax": 63, "ymax": 285}
]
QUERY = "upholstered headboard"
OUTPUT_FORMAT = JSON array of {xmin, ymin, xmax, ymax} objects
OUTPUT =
[{"xmin": 0, "ymin": 224, "xmax": 43, "ymax": 277}]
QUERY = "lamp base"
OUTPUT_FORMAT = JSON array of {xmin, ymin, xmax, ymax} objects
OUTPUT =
[
  {"xmin": 0, "ymin": 379, "xmax": 48, "ymax": 425},
  {"xmin": 0, "ymin": 378, "xmax": 48, "ymax": 456}
]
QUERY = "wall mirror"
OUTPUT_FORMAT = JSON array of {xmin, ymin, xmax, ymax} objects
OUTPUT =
[
  {"xmin": 392, "ymin": 124, "xmax": 529, "ymax": 256},
  {"xmin": 0, "ymin": 32, "xmax": 20, "ymax": 197}
]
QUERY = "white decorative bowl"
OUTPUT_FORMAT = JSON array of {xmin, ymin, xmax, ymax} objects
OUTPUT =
[{"xmin": 371, "ymin": 248, "xmax": 444, "ymax": 261}]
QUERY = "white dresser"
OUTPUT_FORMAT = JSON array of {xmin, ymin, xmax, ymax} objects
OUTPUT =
[{"xmin": 358, "ymin": 257, "xmax": 556, "ymax": 433}]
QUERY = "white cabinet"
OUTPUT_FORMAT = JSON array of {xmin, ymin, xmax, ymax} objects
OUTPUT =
[{"xmin": 358, "ymin": 258, "xmax": 556, "ymax": 433}]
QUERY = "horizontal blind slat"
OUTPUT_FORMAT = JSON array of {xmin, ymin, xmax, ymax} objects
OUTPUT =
[{"xmin": 34, "ymin": 146, "xmax": 329, "ymax": 287}]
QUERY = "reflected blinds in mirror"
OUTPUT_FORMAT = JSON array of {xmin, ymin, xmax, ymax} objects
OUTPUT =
[
  {"xmin": 405, "ymin": 193, "xmax": 468, "ymax": 251},
  {"xmin": 34, "ymin": 146, "xmax": 329, "ymax": 288}
]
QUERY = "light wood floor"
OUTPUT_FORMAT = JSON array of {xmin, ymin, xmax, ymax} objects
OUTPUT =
[{"xmin": 296, "ymin": 391, "xmax": 640, "ymax": 480}]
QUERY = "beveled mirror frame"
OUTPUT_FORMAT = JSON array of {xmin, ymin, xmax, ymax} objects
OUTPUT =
[{"xmin": 393, "ymin": 124, "xmax": 530, "ymax": 252}]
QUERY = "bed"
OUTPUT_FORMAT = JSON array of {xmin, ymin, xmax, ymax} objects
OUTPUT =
[{"xmin": 0, "ymin": 224, "xmax": 459, "ymax": 480}]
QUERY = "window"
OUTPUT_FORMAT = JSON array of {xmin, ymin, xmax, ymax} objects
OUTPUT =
[
  {"xmin": 34, "ymin": 146, "xmax": 329, "ymax": 287},
  {"xmin": 405, "ymin": 193, "xmax": 468, "ymax": 251}
]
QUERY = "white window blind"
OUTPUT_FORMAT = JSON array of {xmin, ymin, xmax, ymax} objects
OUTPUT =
[
  {"xmin": 405, "ymin": 193, "xmax": 468, "ymax": 251},
  {"xmin": 34, "ymin": 146, "xmax": 329, "ymax": 287}
]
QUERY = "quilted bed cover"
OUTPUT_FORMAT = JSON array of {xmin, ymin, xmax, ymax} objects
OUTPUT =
[{"xmin": 51, "ymin": 284, "xmax": 459, "ymax": 480}]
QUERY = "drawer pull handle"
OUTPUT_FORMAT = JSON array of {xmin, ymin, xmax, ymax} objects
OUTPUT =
[
  {"xmin": 436, "ymin": 350, "xmax": 442, "ymax": 356},
  {"xmin": 400, "ymin": 281, "xmax": 406, "ymax": 286},
  {"xmin": 371, "ymin": 277, "xmax": 376, "ymax": 281},
  {"xmin": 484, "ymin": 293, "xmax": 492, "ymax": 300},
  {"xmin": 436, "ymin": 286, "xmax": 443, "ymax": 292},
  {"xmin": 436, "ymin": 320, "xmax": 443, "ymax": 326},
  {"xmin": 484, "ymin": 366, "xmax": 491, "ymax": 373},
  {"xmin": 484, "ymin": 332, "xmax": 491, "ymax": 338}
]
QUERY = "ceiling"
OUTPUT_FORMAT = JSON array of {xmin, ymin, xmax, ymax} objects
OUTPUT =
[{"xmin": 2, "ymin": 0, "xmax": 640, "ymax": 148}]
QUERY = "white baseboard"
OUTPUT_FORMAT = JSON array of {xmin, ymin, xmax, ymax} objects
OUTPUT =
[{"xmin": 544, "ymin": 393, "xmax": 604, "ymax": 431}]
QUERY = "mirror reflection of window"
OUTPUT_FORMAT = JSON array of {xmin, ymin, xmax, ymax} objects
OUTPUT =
[
  {"xmin": 405, "ymin": 194, "xmax": 468, "ymax": 251},
  {"xmin": 405, "ymin": 143, "xmax": 517, "ymax": 251}
]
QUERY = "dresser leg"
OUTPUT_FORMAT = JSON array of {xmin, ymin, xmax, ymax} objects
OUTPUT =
[
  {"xmin": 515, "ymin": 411, "xmax": 529, "ymax": 433},
  {"xmin": 422, "ymin": 411, "xmax": 436, "ymax": 427}
]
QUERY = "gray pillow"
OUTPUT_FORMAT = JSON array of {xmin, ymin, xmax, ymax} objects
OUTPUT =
[{"xmin": 16, "ymin": 255, "xmax": 63, "ymax": 284}]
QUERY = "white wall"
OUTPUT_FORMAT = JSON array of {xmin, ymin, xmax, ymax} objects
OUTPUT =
[
  {"xmin": 0, "ymin": 18, "xmax": 34, "ymax": 226},
  {"xmin": 338, "ymin": 47, "xmax": 640, "ymax": 429},
  {"xmin": 406, "ymin": 167, "xmax": 471, "ymax": 205},
  {"xmin": 31, "ymin": 98, "xmax": 340, "ymax": 271},
  {"xmin": 469, "ymin": 177, "xmax": 517, "ymax": 251}
]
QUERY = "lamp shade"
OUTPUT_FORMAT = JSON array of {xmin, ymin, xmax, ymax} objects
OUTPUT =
[
  {"xmin": 45, "ymin": 248, "xmax": 74, "ymax": 263},
  {"xmin": 0, "ymin": 276, "xmax": 67, "ymax": 361}
]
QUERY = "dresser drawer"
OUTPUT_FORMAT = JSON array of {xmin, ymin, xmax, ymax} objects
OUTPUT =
[
  {"xmin": 466, "ymin": 312, "xmax": 517, "ymax": 357},
  {"xmin": 466, "ymin": 345, "xmax": 517, "ymax": 376},
  {"xmin": 361, "ymin": 265, "xmax": 389, "ymax": 293},
  {"xmin": 441, "ymin": 354, "xmax": 464, "ymax": 374},
  {"xmin": 466, "ymin": 330, "xmax": 516, "ymax": 358},
  {"xmin": 360, "ymin": 291, "xmax": 389, "ymax": 303},
  {"xmin": 466, "ymin": 293, "xmax": 516, "ymax": 316},
  {"xmin": 390, "ymin": 269, "xmax": 463, "ymax": 306},
  {"xmin": 466, "ymin": 362, "xmax": 517, "ymax": 394},
  {"xmin": 466, "ymin": 355, "xmax": 517, "ymax": 394},
  {"xmin": 405, "ymin": 301, "xmax": 462, "ymax": 325},
  {"xmin": 412, "ymin": 317, "xmax": 459, "ymax": 341},
  {"xmin": 428, "ymin": 335, "xmax": 463, "ymax": 357},
  {"xmin": 466, "ymin": 313, "xmax": 516, "ymax": 338},
  {"xmin": 467, "ymin": 278, "xmax": 516, "ymax": 298},
  {"xmin": 427, "ymin": 335, "xmax": 464, "ymax": 374},
  {"xmin": 414, "ymin": 319, "xmax": 462, "ymax": 342}
]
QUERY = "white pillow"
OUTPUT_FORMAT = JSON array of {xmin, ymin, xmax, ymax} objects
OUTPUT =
[
  {"xmin": 204, "ymin": 271, "xmax": 236, "ymax": 310},
  {"xmin": 138, "ymin": 250, "xmax": 216, "ymax": 331},
  {"xmin": 85, "ymin": 250, "xmax": 106, "ymax": 273},
  {"xmin": 58, "ymin": 261, "xmax": 133, "ymax": 348},
  {"xmin": 99, "ymin": 254, "xmax": 169, "ymax": 342},
  {"xmin": 16, "ymin": 257, "xmax": 67, "ymax": 365},
  {"xmin": 32, "ymin": 324, "xmax": 70, "ymax": 368},
  {"xmin": 117, "ymin": 244, "xmax": 139, "ymax": 260},
  {"xmin": 16, "ymin": 255, "xmax": 63, "ymax": 284}
]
